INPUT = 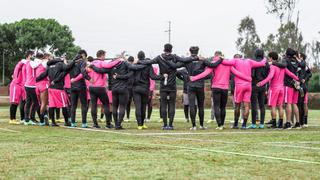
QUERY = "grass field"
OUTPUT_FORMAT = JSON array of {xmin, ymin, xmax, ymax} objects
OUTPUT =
[{"xmin": 0, "ymin": 107, "xmax": 320, "ymax": 179}]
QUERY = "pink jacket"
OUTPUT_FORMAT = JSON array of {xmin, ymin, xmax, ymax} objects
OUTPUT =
[
  {"xmin": 258, "ymin": 65, "xmax": 299, "ymax": 89},
  {"xmin": 191, "ymin": 58, "xmax": 252, "ymax": 90},
  {"xmin": 64, "ymin": 74, "xmax": 71, "ymax": 89},
  {"xmin": 72, "ymin": 60, "xmax": 120, "ymax": 88},
  {"xmin": 149, "ymin": 67, "xmax": 158, "ymax": 91},
  {"xmin": 11, "ymin": 61, "xmax": 25, "ymax": 86},
  {"xmin": 222, "ymin": 58, "xmax": 266, "ymax": 86},
  {"xmin": 35, "ymin": 62, "xmax": 49, "ymax": 86},
  {"xmin": 24, "ymin": 59, "xmax": 42, "ymax": 87}
]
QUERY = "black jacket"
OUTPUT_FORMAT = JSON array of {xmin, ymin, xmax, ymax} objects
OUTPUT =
[
  {"xmin": 284, "ymin": 57, "xmax": 300, "ymax": 88},
  {"xmin": 69, "ymin": 59, "xmax": 90, "ymax": 91},
  {"xmin": 36, "ymin": 59, "xmax": 75, "ymax": 90},
  {"xmin": 298, "ymin": 60, "xmax": 312, "ymax": 91},
  {"xmin": 132, "ymin": 59, "xmax": 164, "ymax": 94},
  {"xmin": 92, "ymin": 61, "xmax": 145, "ymax": 92},
  {"xmin": 176, "ymin": 68, "xmax": 189, "ymax": 94},
  {"xmin": 138, "ymin": 53, "xmax": 195, "ymax": 92},
  {"xmin": 251, "ymin": 57, "xmax": 270, "ymax": 87}
]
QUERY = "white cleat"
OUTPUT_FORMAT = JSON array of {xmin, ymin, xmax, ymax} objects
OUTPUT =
[{"xmin": 190, "ymin": 126, "xmax": 197, "ymax": 131}]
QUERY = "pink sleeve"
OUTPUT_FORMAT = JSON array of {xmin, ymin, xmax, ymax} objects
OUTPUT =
[
  {"xmin": 101, "ymin": 60, "xmax": 120, "ymax": 68},
  {"xmin": 249, "ymin": 58, "xmax": 266, "ymax": 68},
  {"xmin": 259, "ymin": 67, "xmax": 275, "ymax": 87},
  {"xmin": 231, "ymin": 67, "xmax": 252, "ymax": 81},
  {"xmin": 285, "ymin": 68, "xmax": 299, "ymax": 81},
  {"xmin": 191, "ymin": 67, "xmax": 212, "ymax": 81},
  {"xmin": 13, "ymin": 62, "xmax": 23, "ymax": 79},
  {"xmin": 153, "ymin": 67, "xmax": 158, "ymax": 74},
  {"xmin": 221, "ymin": 59, "xmax": 236, "ymax": 66},
  {"xmin": 72, "ymin": 73, "xmax": 84, "ymax": 82}
]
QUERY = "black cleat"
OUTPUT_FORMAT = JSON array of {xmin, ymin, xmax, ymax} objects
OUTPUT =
[
  {"xmin": 105, "ymin": 124, "xmax": 114, "ymax": 129},
  {"xmin": 51, "ymin": 123, "xmax": 59, "ymax": 127},
  {"xmin": 277, "ymin": 120, "xmax": 283, "ymax": 129},
  {"xmin": 167, "ymin": 126, "xmax": 174, "ymax": 130},
  {"xmin": 283, "ymin": 122, "xmax": 292, "ymax": 130},
  {"xmin": 293, "ymin": 122, "xmax": 302, "ymax": 129},
  {"xmin": 92, "ymin": 124, "xmax": 101, "ymax": 129},
  {"xmin": 64, "ymin": 122, "xmax": 71, "ymax": 127},
  {"xmin": 115, "ymin": 126, "xmax": 124, "ymax": 130}
]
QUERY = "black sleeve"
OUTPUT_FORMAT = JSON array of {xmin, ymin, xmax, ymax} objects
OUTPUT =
[
  {"xmin": 149, "ymin": 66, "xmax": 164, "ymax": 80},
  {"xmin": 137, "ymin": 57, "xmax": 159, "ymax": 65},
  {"xmin": 62, "ymin": 61, "xmax": 75, "ymax": 72},
  {"xmin": 36, "ymin": 69, "xmax": 48, "ymax": 82},
  {"xmin": 92, "ymin": 66, "xmax": 111, "ymax": 74},
  {"xmin": 80, "ymin": 61, "xmax": 91, "ymax": 80},
  {"xmin": 176, "ymin": 70, "xmax": 184, "ymax": 80},
  {"xmin": 203, "ymin": 59, "xmax": 222, "ymax": 68},
  {"xmin": 116, "ymin": 71, "xmax": 133, "ymax": 80},
  {"xmin": 175, "ymin": 55, "xmax": 197, "ymax": 63},
  {"xmin": 126, "ymin": 62, "xmax": 147, "ymax": 71},
  {"xmin": 52, "ymin": 72, "xmax": 67, "ymax": 84},
  {"xmin": 47, "ymin": 59, "xmax": 63, "ymax": 66},
  {"xmin": 272, "ymin": 60, "xmax": 287, "ymax": 68}
]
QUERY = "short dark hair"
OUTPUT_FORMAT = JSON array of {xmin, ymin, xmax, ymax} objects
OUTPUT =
[
  {"xmin": 285, "ymin": 48, "xmax": 297, "ymax": 58},
  {"xmin": 300, "ymin": 53, "xmax": 307, "ymax": 61},
  {"xmin": 87, "ymin": 56, "xmax": 94, "ymax": 62},
  {"xmin": 35, "ymin": 52, "xmax": 44, "ymax": 59},
  {"xmin": 138, "ymin": 51, "xmax": 145, "ymax": 60},
  {"xmin": 255, "ymin": 49, "xmax": 264, "ymax": 59},
  {"xmin": 215, "ymin": 51, "xmax": 222, "ymax": 56},
  {"xmin": 78, "ymin": 49, "xmax": 88, "ymax": 57},
  {"xmin": 43, "ymin": 53, "xmax": 51, "ymax": 59},
  {"xmin": 127, "ymin": 56, "xmax": 134, "ymax": 62},
  {"xmin": 26, "ymin": 50, "xmax": 34, "ymax": 58},
  {"xmin": 233, "ymin": 54, "xmax": 242, "ymax": 58},
  {"xmin": 164, "ymin": 43, "xmax": 173, "ymax": 53},
  {"xmin": 189, "ymin": 46, "xmax": 199, "ymax": 55},
  {"xmin": 96, "ymin": 50, "xmax": 106, "ymax": 58},
  {"xmin": 268, "ymin": 51, "xmax": 279, "ymax": 61}
]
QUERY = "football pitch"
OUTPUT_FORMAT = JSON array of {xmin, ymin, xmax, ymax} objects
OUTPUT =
[{"xmin": 0, "ymin": 107, "xmax": 320, "ymax": 179}]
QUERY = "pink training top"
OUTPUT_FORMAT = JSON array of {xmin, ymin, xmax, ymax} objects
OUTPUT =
[
  {"xmin": 191, "ymin": 57, "xmax": 252, "ymax": 90},
  {"xmin": 35, "ymin": 62, "xmax": 49, "ymax": 86},
  {"xmin": 11, "ymin": 61, "xmax": 25, "ymax": 86},
  {"xmin": 149, "ymin": 67, "xmax": 158, "ymax": 91},
  {"xmin": 64, "ymin": 74, "xmax": 71, "ymax": 89},
  {"xmin": 72, "ymin": 59, "xmax": 120, "ymax": 87},
  {"xmin": 222, "ymin": 58, "xmax": 266, "ymax": 86},
  {"xmin": 258, "ymin": 65, "xmax": 299, "ymax": 89},
  {"xmin": 24, "ymin": 59, "xmax": 41, "ymax": 87}
]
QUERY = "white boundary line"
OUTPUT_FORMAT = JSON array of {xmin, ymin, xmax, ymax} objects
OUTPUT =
[
  {"xmin": 262, "ymin": 143, "xmax": 320, "ymax": 150},
  {"xmin": 0, "ymin": 127, "xmax": 20, "ymax": 133},
  {"xmin": 60, "ymin": 126, "xmax": 132, "ymax": 135},
  {"xmin": 98, "ymin": 139, "xmax": 320, "ymax": 165}
]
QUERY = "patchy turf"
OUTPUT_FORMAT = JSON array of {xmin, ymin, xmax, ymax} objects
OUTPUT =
[{"xmin": 0, "ymin": 107, "xmax": 319, "ymax": 179}]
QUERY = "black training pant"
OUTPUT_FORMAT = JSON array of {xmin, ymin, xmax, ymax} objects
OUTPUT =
[
  {"xmin": 160, "ymin": 90, "xmax": 176, "ymax": 127},
  {"xmin": 188, "ymin": 87, "xmax": 205, "ymax": 127},
  {"xmin": 112, "ymin": 89, "xmax": 129, "ymax": 127},
  {"xmin": 70, "ymin": 88, "xmax": 88, "ymax": 124},
  {"xmin": 24, "ymin": 87, "xmax": 39, "ymax": 121},
  {"xmin": 251, "ymin": 86, "xmax": 266, "ymax": 125},
  {"xmin": 19, "ymin": 100, "xmax": 25, "ymax": 120},
  {"xmin": 89, "ymin": 87, "xmax": 111, "ymax": 126},
  {"xmin": 147, "ymin": 91, "xmax": 153, "ymax": 119},
  {"xmin": 126, "ymin": 88, "xmax": 133, "ymax": 119},
  {"xmin": 133, "ymin": 91, "xmax": 149, "ymax": 126},
  {"xmin": 212, "ymin": 88, "xmax": 228, "ymax": 127}
]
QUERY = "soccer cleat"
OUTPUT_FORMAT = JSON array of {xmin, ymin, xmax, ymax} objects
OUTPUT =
[
  {"xmin": 302, "ymin": 124, "xmax": 308, "ymax": 128},
  {"xmin": 39, "ymin": 122, "xmax": 46, "ymax": 126},
  {"xmin": 293, "ymin": 122, "xmax": 302, "ymax": 129},
  {"xmin": 81, "ymin": 123, "xmax": 88, "ymax": 128},
  {"xmin": 56, "ymin": 119, "xmax": 64, "ymax": 123},
  {"xmin": 241, "ymin": 125, "xmax": 247, "ymax": 130},
  {"xmin": 283, "ymin": 122, "xmax": 292, "ymax": 130},
  {"xmin": 123, "ymin": 118, "xmax": 130, "ymax": 122},
  {"xmin": 137, "ymin": 126, "xmax": 143, "ymax": 130},
  {"xmin": 9, "ymin": 120, "xmax": 16, "ymax": 125},
  {"xmin": 115, "ymin": 126, "xmax": 124, "ymax": 130},
  {"xmin": 19, "ymin": 120, "xmax": 25, "ymax": 125},
  {"xmin": 64, "ymin": 122, "xmax": 71, "ymax": 127},
  {"xmin": 219, "ymin": 126, "xmax": 224, "ymax": 130},
  {"xmin": 71, "ymin": 123, "xmax": 77, "ymax": 128},
  {"xmin": 162, "ymin": 126, "xmax": 168, "ymax": 130},
  {"xmin": 24, "ymin": 120, "xmax": 36, "ymax": 126},
  {"xmin": 199, "ymin": 126, "xmax": 207, "ymax": 130},
  {"xmin": 167, "ymin": 126, "xmax": 174, "ymax": 130},
  {"xmin": 92, "ymin": 124, "xmax": 101, "ymax": 129},
  {"xmin": 190, "ymin": 126, "xmax": 197, "ymax": 131},
  {"xmin": 232, "ymin": 125, "xmax": 239, "ymax": 129},
  {"xmin": 247, "ymin": 124, "xmax": 257, "ymax": 129},
  {"xmin": 258, "ymin": 124, "xmax": 265, "ymax": 129},
  {"xmin": 50, "ymin": 123, "xmax": 59, "ymax": 127},
  {"xmin": 266, "ymin": 120, "xmax": 274, "ymax": 125},
  {"xmin": 105, "ymin": 124, "xmax": 114, "ymax": 129},
  {"xmin": 31, "ymin": 119, "xmax": 39, "ymax": 124},
  {"xmin": 142, "ymin": 125, "xmax": 148, "ymax": 129}
]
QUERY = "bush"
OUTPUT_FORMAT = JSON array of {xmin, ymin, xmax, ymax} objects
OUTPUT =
[{"xmin": 309, "ymin": 72, "xmax": 320, "ymax": 92}]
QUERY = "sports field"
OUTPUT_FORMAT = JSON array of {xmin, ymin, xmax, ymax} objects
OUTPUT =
[{"xmin": 0, "ymin": 107, "xmax": 320, "ymax": 179}]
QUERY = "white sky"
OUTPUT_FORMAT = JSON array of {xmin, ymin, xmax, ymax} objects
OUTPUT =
[{"xmin": 1, "ymin": 0, "xmax": 319, "ymax": 58}]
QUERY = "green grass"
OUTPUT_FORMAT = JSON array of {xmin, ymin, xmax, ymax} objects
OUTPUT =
[{"xmin": 0, "ymin": 107, "xmax": 320, "ymax": 179}]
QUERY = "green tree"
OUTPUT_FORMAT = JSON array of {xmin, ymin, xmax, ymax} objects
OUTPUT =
[
  {"xmin": 0, "ymin": 18, "xmax": 80, "ymax": 84},
  {"xmin": 236, "ymin": 16, "xmax": 261, "ymax": 58},
  {"xmin": 266, "ymin": 0, "xmax": 298, "ymax": 24},
  {"xmin": 310, "ymin": 32, "xmax": 320, "ymax": 69}
]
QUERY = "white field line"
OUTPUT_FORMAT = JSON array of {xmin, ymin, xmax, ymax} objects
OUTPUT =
[
  {"xmin": 0, "ymin": 127, "xmax": 20, "ymax": 133},
  {"xmin": 98, "ymin": 139, "xmax": 320, "ymax": 165},
  {"xmin": 60, "ymin": 126, "xmax": 132, "ymax": 135},
  {"xmin": 264, "ymin": 141, "xmax": 320, "ymax": 145},
  {"xmin": 262, "ymin": 143, "xmax": 320, "ymax": 150}
]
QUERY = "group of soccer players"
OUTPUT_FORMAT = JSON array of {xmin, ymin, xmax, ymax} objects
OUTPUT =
[{"xmin": 8, "ymin": 43, "xmax": 312, "ymax": 130}]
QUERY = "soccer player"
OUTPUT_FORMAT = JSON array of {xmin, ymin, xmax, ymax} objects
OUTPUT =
[
  {"xmin": 257, "ymin": 52, "xmax": 299, "ymax": 128},
  {"xmin": 191, "ymin": 51, "xmax": 251, "ymax": 129},
  {"xmin": 176, "ymin": 67, "xmax": 190, "ymax": 123},
  {"xmin": 145, "ymin": 65, "xmax": 158, "ymax": 122},
  {"xmin": 131, "ymin": 51, "xmax": 164, "ymax": 129},
  {"xmin": 125, "ymin": 56, "xmax": 135, "ymax": 122}
]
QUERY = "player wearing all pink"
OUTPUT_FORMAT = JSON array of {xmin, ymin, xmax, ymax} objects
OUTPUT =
[
  {"xmin": 191, "ymin": 52, "xmax": 251, "ymax": 129},
  {"xmin": 220, "ymin": 56, "xmax": 267, "ymax": 129},
  {"xmin": 257, "ymin": 52, "xmax": 299, "ymax": 128},
  {"xmin": 9, "ymin": 60, "xmax": 26, "ymax": 124}
]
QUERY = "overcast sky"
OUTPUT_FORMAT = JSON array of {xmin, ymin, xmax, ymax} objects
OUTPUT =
[{"xmin": 1, "ymin": 0, "xmax": 319, "ymax": 58}]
